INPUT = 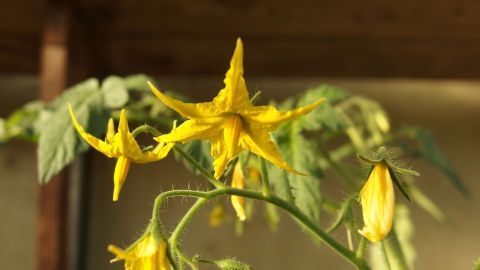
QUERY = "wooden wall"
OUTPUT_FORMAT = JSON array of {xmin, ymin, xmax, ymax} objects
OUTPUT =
[{"xmin": 3, "ymin": 0, "xmax": 480, "ymax": 78}]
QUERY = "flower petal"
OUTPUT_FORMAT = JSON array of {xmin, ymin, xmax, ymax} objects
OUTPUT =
[
  {"xmin": 113, "ymin": 156, "xmax": 131, "ymax": 201},
  {"xmin": 231, "ymin": 163, "xmax": 247, "ymax": 221},
  {"xmin": 358, "ymin": 163, "xmax": 395, "ymax": 242},
  {"xmin": 241, "ymin": 126, "xmax": 303, "ymax": 175},
  {"xmin": 155, "ymin": 118, "xmax": 224, "ymax": 143},
  {"xmin": 213, "ymin": 38, "xmax": 251, "ymax": 111},
  {"xmin": 242, "ymin": 98, "xmax": 325, "ymax": 129},
  {"xmin": 133, "ymin": 142, "xmax": 174, "ymax": 163},
  {"xmin": 68, "ymin": 104, "xmax": 116, "ymax": 157},
  {"xmin": 148, "ymin": 81, "xmax": 222, "ymax": 118}
]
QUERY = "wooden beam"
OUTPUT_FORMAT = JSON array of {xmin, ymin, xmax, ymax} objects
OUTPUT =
[{"xmin": 37, "ymin": 4, "xmax": 71, "ymax": 270}]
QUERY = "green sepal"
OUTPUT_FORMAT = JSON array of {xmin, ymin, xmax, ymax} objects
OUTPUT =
[
  {"xmin": 388, "ymin": 167, "xmax": 411, "ymax": 201},
  {"xmin": 357, "ymin": 153, "xmax": 382, "ymax": 165}
]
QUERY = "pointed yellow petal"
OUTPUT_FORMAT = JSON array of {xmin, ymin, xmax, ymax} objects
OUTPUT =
[
  {"xmin": 113, "ymin": 156, "xmax": 131, "ymax": 201},
  {"xmin": 358, "ymin": 163, "xmax": 395, "ymax": 242},
  {"xmin": 106, "ymin": 118, "xmax": 115, "ymax": 143},
  {"xmin": 148, "ymin": 81, "xmax": 221, "ymax": 118},
  {"xmin": 133, "ymin": 142, "xmax": 174, "ymax": 163},
  {"xmin": 68, "ymin": 104, "xmax": 116, "ymax": 157},
  {"xmin": 241, "ymin": 127, "xmax": 303, "ymax": 175},
  {"xmin": 213, "ymin": 38, "xmax": 251, "ymax": 111},
  {"xmin": 155, "ymin": 118, "xmax": 224, "ymax": 143},
  {"xmin": 242, "ymin": 98, "xmax": 326, "ymax": 129},
  {"xmin": 211, "ymin": 136, "xmax": 230, "ymax": 179},
  {"xmin": 231, "ymin": 163, "xmax": 247, "ymax": 221},
  {"xmin": 223, "ymin": 115, "xmax": 243, "ymax": 158}
]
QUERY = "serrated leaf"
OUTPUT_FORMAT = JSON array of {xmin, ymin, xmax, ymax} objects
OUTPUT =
[
  {"xmin": 298, "ymin": 85, "xmax": 348, "ymax": 132},
  {"xmin": 270, "ymin": 120, "xmax": 323, "ymax": 223},
  {"xmin": 37, "ymin": 79, "xmax": 106, "ymax": 184},
  {"xmin": 101, "ymin": 76, "xmax": 129, "ymax": 108},
  {"xmin": 124, "ymin": 74, "xmax": 155, "ymax": 92},
  {"xmin": 46, "ymin": 78, "xmax": 100, "ymax": 110},
  {"xmin": 403, "ymin": 126, "xmax": 468, "ymax": 196}
]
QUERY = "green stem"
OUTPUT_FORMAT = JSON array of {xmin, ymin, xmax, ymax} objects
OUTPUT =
[
  {"xmin": 131, "ymin": 124, "xmax": 162, "ymax": 137},
  {"xmin": 173, "ymin": 145, "xmax": 226, "ymax": 189},
  {"xmin": 356, "ymin": 237, "xmax": 367, "ymax": 259},
  {"xmin": 317, "ymin": 140, "xmax": 357, "ymax": 191},
  {"xmin": 131, "ymin": 124, "xmax": 227, "ymax": 189},
  {"xmin": 258, "ymin": 157, "xmax": 272, "ymax": 197},
  {"xmin": 152, "ymin": 188, "xmax": 371, "ymax": 270},
  {"xmin": 169, "ymin": 198, "xmax": 209, "ymax": 260},
  {"xmin": 380, "ymin": 241, "xmax": 393, "ymax": 270},
  {"xmin": 382, "ymin": 231, "xmax": 409, "ymax": 270}
]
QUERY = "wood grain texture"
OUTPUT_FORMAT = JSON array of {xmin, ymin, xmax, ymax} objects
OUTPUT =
[
  {"xmin": 3, "ymin": 0, "xmax": 480, "ymax": 77},
  {"xmin": 37, "ymin": 4, "xmax": 71, "ymax": 270}
]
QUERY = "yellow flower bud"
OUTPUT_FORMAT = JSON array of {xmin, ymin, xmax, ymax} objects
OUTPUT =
[
  {"xmin": 109, "ymin": 231, "xmax": 171, "ymax": 270},
  {"xmin": 358, "ymin": 163, "xmax": 395, "ymax": 242}
]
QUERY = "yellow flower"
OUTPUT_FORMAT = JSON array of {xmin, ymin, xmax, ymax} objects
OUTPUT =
[
  {"xmin": 148, "ymin": 38, "xmax": 325, "ymax": 179},
  {"xmin": 358, "ymin": 163, "xmax": 395, "ymax": 242},
  {"xmin": 108, "ymin": 232, "xmax": 171, "ymax": 270},
  {"xmin": 208, "ymin": 204, "xmax": 226, "ymax": 227},
  {"xmin": 68, "ymin": 104, "xmax": 174, "ymax": 201},
  {"xmin": 231, "ymin": 163, "xmax": 246, "ymax": 221}
]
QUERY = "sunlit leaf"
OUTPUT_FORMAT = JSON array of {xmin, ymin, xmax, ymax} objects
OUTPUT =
[
  {"xmin": 37, "ymin": 79, "xmax": 107, "ymax": 184},
  {"xmin": 101, "ymin": 76, "xmax": 129, "ymax": 109},
  {"xmin": 270, "ymin": 119, "xmax": 323, "ymax": 223},
  {"xmin": 298, "ymin": 85, "xmax": 348, "ymax": 132}
]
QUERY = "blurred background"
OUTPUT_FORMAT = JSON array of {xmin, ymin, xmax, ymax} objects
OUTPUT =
[{"xmin": 1, "ymin": 0, "xmax": 480, "ymax": 270}]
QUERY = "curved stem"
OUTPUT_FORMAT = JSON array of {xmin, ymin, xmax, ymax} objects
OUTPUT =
[{"xmin": 152, "ymin": 188, "xmax": 371, "ymax": 270}]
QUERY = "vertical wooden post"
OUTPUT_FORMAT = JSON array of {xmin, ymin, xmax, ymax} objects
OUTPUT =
[{"xmin": 37, "ymin": 4, "xmax": 71, "ymax": 270}]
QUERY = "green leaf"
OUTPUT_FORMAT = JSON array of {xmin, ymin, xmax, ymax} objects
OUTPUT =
[
  {"xmin": 124, "ymin": 74, "xmax": 155, "ymax": 92},
  {"xmin": 270, "ymin": 120, "xmax": 323, "ymax": 223},
  {"xmin": 402, "ymin": 126, "xmax": 468, "ymax": 196},
  {"xmin": 101, "ymin": 76, "xmax": 129, "ymax": 108},
  {"xmin": 298, "ymin": 85, "xmax": 348, "ymax": 132},
  {"xmin": 37, "ymin": 78, "xmax": 107, "ymax": 184},
  {"xmin": 409, "ymin": 185, "xmax": 446, "ymax": 222},
  {"xmin": 0, "ymin": 101, "xmax": 43, "ymax": 142}
]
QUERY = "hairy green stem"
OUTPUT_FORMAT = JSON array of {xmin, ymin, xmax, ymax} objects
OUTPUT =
[
  {"xmin": 152, "ymin": 188, "xmax": 371, "ymax": 270},
  {"xmin": 173, "ymin": 145, "xmax": 226, "ymax": 189}
]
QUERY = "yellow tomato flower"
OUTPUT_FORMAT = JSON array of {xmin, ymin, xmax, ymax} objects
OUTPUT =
[
  {"xmin": 108, "ymin": 232, "xmax": 171, "ymax": 270},
  {"xmin": 231, "ymin": 163, "xmax": 246, "ymax": 221},
  {"xmin": 358, "ymin": 163, "xmax": 395, "ymax": 242},
  {"xmin": 208, "ymin": 203, "xmax": 226, "ymax": 227},
  {"xmin": 148, "ymin": 38, "xmax": 325, "ymax": 179},
  {"xmin": 68, "ymin": 104, "xmax": 174, "ymax": 201}
]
